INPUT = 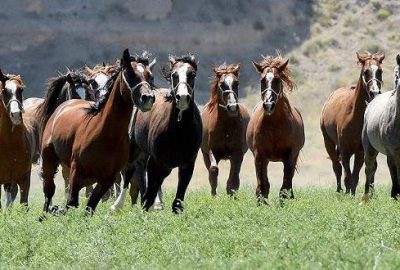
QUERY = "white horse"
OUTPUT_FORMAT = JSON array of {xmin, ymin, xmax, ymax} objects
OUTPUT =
[{"xmin": 362, "ymin": 54, "xmax": 400, "ymax": 200}]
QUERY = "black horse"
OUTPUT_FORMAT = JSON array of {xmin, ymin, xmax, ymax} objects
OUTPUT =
[{"xmin": 112, "ymin": 54, "xmax": 202, "ymax": 213}]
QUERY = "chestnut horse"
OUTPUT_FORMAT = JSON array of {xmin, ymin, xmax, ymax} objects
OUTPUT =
[
  {"xmin": 112, "ymin": 54, "xmax": 202, "ymax": 213},
  {"xmin": 320, "ymin": 52, "xmax": 384, "ymax": 195},
  {"xmin": 247, "ymin": 54, "xmax": 304, "ymax": 203},
  {"xmin": 0, "ymin": 70, "xmax": 32, "ymax": 207},
  {"xmin": 201, "ymin": 63, "xmax": 250, "ymax": 196},
  {"xmin": 38, "ymin": 49, "xmax": 155, "ymax": 216}
]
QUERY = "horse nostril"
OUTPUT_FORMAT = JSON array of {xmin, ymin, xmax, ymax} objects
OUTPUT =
[
  {"xmin": 176, "ymin": 94, "xmax": 181, "ymax": 100},
  {"xmin": 141, "ymin": 95, "xmax": 149, "ymax": 103}
]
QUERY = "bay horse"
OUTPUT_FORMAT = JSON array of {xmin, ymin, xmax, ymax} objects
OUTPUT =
[
  {"xmin": 84, "ymin": 55, "xmax": 156, "ymax": 201},
  {"xmin": 362, "ymin": 54, "xmax": 400, "ymax": 201},
  {"xmin": 0, "ymin": 70, "xmax": 31, "ymax": 207},
  {"xmin": 112, "ymin": 54, "xmax": 202, "ymax": 213},
  {"xmin": 38, "ymin": 48, "xmax": 155, "ymax": 216},
  {"xmin": 201, "ymin": 63, "xmax": 250, "ymax": 196},
  {"xmin": 247, "ymin": 54, "xmax": 304, "ymax": 204},
  {"xmin": 320, "ymin": 51, "xmax": 384, "ymax": 195}
]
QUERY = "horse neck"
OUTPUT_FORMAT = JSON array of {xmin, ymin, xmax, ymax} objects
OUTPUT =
[
  {"xmin": 96, "ymin": 74, "xmax": 133, "ymax": 131},
  {"xmin": 0, "ymin": 99, "xmax": 23, "ymax": 142},
  {"xmin": 170, "ymin": 98, "xmax": 195, "ymax": 124},
  {"xmin": 353, "ymin": 74, "xmax": 369, "ymax": 112}
]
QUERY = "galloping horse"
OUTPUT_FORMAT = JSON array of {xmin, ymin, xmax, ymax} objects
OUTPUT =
[
  {"xmin": 84, "ymin": 54, "xmax": 156, "ymax": 201},
  {"xmin": 247, "ymin": 54, "xmax": 304, "ymax": 203},
  {"xmin": 0, "ymin": 70, "xmax": 32, "ymax": 207},
  {"xmin": 362, "ymin": 54, "xmax": 400, "ymax": 200},
  {"xmin": 39, "ymin": 49, "xmax": 155, "ymax": 216},
  {"xmin": 201, "ymin": 63, "xmax": 250, "ymax": 196},
  {"xmin": 320, "ymin": 52, "xmax": 384, "ymax": 194},
  {"xmin": 112, "ymin": 54, "xmax": 202, "ymax": 213}
]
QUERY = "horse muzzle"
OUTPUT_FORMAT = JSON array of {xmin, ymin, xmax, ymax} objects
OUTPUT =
[
  {"xmin": 262, "ymin": 101, "xmax": 275, "ymax": 115},
  {"xmin": 176, "ymin": 94, "xmax": 191, "ymax": 111},
  {"xmin": 226, "ymin": 103, "xmax": 239, "ymax": 116},
  {"xmin": 139, "ymin": 93, "xmax": 155, "ymax": 112}
]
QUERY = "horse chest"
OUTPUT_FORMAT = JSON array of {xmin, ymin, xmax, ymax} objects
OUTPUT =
[{"xmin": 0, "ymin": 137, "xmax": 30, "ymax": 181}]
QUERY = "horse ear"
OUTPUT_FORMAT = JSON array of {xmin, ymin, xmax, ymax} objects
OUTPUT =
[
  {"xmin": 278, "ymin": 59, "xmax": 289, "ymax": 72},
  {"xmin": 103, "ymin": 62, "xmax": 106, "ymax": 67},
  {"xmin": 375, "ymin": 53, "xmax": 385, "ymax": 63},
  {"xmin": 121, "ymin": 48, "xmax": 131, "ymax": 68},
  {"xmin": 66, "ymin": 73, "xmax": 74, "ymax": 84},
  {"xmin": 396, "ymin": 54, "xmax": 400, "ymax": 66},
  {"xmin": 168, "ymin": 55, "xmax": 176, "ymax": 66},
  {"xmin": 190, "ymin": 54, "xmax": 196, "ymax": 63},
  {"xmin": 233, "ymin": 63, "xmax": 241, "ymax": 75},
  {"xmin": 149, "ymin": 58, "xmax": 157, "ymax": 71},
  {"xmin": 0, "ymin": 69, "xmax": 6, "ymax": 85},
  {"xmin": 84, "ymin": 65, "xmax": 95, "ymax": 77},
  {"xmin": 356, "ymin": 51, "xmax": 371, "ymax": 64},
  {"xmin": 252, "ymin": 61, "xmax": 264, "ymax": 73}
]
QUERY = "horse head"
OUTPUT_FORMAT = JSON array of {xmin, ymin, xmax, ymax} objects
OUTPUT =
[
  {"xmin": 64, "ymin": 70, "xmax": 95, "ymax": 101},
  {"xmin": 85, "ymin": 63, "xmax": 118, "ymax": 99},
  {"xmin": 357, "ymin": 51, "xmax": 385, "ymax": 100},
  {"xmin": 120, "ymin": 49, "xmax": 156, "ymax": 112},
  {"xmin": 163, "ymin": 54, "xmax": 197, "ymax": 112},
  {"xmin": 0, "ymin": 70, "xmax": 25, "ymax": 125},
  {"xmin": 252, "ymin": 54, "xmax": 294, "ymax": 115},
  {"xmin": 213, "ymin": 63, "xmax": 240, "ymax": 116}
]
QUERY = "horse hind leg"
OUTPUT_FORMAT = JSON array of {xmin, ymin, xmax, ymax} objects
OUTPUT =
[
  {"xmin": 350, "ymin": 151, "xmax": 364, "ymax": 195},
  {"xmin": 111, "ymin": 164, "xmax": 135, "ymax": 212},
  {"xmin": 226, "ymin": 155, "xmax": 244, "ymax": 197},
  {"xmin": 322, "ymin": 134, "xmax": 342, "ymax": 192},
  {"xmin": 388, "ymin": 156, "xmax": 400, "ymax": 199},
  {"xmin": 41, "ymin": 144, "xmax": 59, "ymax": 213},
  {"xmin": 4, "ymin": 183, "xmax": 18, "ymax": 207},
  {"xmin": 363, "ymin": 141, "xmax": 378, "ymax": 202},
  {"xmin": 86, "ymin": 180, "xmax": 114, "ymax": 214}
]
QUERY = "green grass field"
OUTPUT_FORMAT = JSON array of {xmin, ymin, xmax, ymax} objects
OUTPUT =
[{"xmin": 1, "ymin": 187, "xmax": 400, "ymax": 269}]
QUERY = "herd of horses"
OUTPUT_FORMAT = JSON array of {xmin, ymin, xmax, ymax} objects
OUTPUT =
[{"xmin": 0, "ymin": 48, "xmax": 399, "ymax": 219}]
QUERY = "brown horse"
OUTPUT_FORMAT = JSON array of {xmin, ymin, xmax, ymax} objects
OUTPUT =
[
  {"xmin": 247, "ymin": 54, "xmax": 304, "ymax": 203},
  {"xmin": 112, "ymin": 54, "xmax": 202, "ymax": 213},
  {"xmin": 0, "ymin": 70, "xmax": 32, "ymax": 207},
  {"xmin": 320, "ymin": 52, "xmax": 384, "ymax": 195},
  {"xmin": 84, "ymin": 55, "xmax": 156, "ymax": 201},
  {"xmin": 38, "ymin": 49, "xmax": 155, "ymax": 216},
  {"xmin": 201, "ymin": 63, "xmax": 250, "ymax": 196}
]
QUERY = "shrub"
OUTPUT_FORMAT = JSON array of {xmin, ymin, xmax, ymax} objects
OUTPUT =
[{"xmin": 377, "ymin": 8, "xmax": 391, "ymax": 21}]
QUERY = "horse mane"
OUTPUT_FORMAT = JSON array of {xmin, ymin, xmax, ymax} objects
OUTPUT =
[
  {"xmin": 161, "ymin": 53, "xmax": 198, "ymax": 82},
  {"xmin": 36, "ymin": 70, "xmax": 86, "ymax": 132},
  {"xmin": 208, "ymin": 63, "xmax": 238, "ymax": 110},
  {"xmin": 259, "ymin": 54, "xmax": 296, "ymax": 92},
  {"xmin": 85, "ymin": 66, "xmax": 121, "ymax": 115},
  {"xmin": 90, "ymin": 63, "xmax": 118, "ymax": 76}
]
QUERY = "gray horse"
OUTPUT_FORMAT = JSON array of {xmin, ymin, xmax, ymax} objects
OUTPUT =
[{"xmin": 362, "ymin": 54, "xmax": 400, "ymax": 200}]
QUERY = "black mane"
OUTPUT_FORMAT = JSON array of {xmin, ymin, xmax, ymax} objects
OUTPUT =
[{"xmin": 85, "ymin": 67, "xmax": 121, "ymax": 115}]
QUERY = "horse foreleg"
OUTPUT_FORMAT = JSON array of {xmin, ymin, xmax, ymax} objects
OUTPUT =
[
  {"xmin": 4, "ymin": 183, "xmax": 18, "ymax": 207},
  {"xmin": 255, "ymin": 156, "xmax": 269, "ymax": 205},
  {"xmin": 18, "ymin": 173, "xmax": 30, "ymax": 207},
  {"xmin": 363, "ymin": 144, "xmax": 378, "ymax": 202},
  {"xmin": 86, "ymin": 181, "xmax": 114, "ymax": 214},
  {"xmin": 206, "ymin": 150, "xmax": 219, "ymax": 196},
  {"xmin": 173, "ymin": 160, "xmax": 195, "ymax": 214},
  {"xmin": 142, "ymin": 157, "xmax": 171, "ymax": 211},
  {"xmin": 226, "ymin": 155, "xmax": 244, "ymax": 196},
  {"xmin": 280, "ymin": 155, "xmax": 297, "ymax": 200},
  {"xmin": 341, "ymin": 152, "xmax": 352, "ymax": 194},
  {"xmin": 129, "ymin": 159, "xmax": 146, "ymax": 206},
  {"xmin": 66, "ymin": 163, "xmax": 83, "ymax": 210},
  {"xmin": 350, "ymin": 151, "xmax": 364, "ymax": 195}
]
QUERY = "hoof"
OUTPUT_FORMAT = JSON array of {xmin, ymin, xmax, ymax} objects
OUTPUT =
[
  {"xmin": 153, "ymin": 202, "xmax": 164, "ymax": 210},
  {"xmin": 257, "ymin": 197, "xmax": 269, "ymax": 206},
  {"xmin": 172, "ymin": 199, "xmax": 184, "ymax": 214},
  {"xmin": 38, "ymin": 214, "xmax": 47, "ymax": 222},
  {"xmin": 49, "ymin": 205, "xmax": 66, "ymax": 216}
]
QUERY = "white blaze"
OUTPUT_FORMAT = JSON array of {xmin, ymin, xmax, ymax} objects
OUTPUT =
[
  {"xmin": 265, "ymin": 72, "xmax": 274, "ymax": 101},
  {"xmin": 224, "ymin": 75, "xmax": 236, "ymax": 104},
  {"xmin": 176, "ymin": 64, "xmax": 190, "ymax": 97},
  {"xmin": 370, "ymin": 64, "xmax": 379, "ymax": 93},
  {"xmin": 5, "ymin": 81, "xmax": 20, "ymax": 114}
]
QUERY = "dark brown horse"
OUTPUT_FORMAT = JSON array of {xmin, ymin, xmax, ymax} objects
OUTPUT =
[
  {"xmin": 320, "ymin": 52, "xmax": 384, "ymax": 194},
  {"xmin": 0, "ymin": 70, "xmax": 32, "ymax": 207},
  {"xmin": 201, "ymin": 63, "xmax": 250, "ymax": 196},
  {"xmin": 38, "ymin": 49, "xmax": 155, "ymax": 217},
  {"xmin": 112, "ymin": 54, "xmax": 202, "ymax": 213},
  {"xmin": 247, "ymin": 54, "xmax": 304, "ymax": 203}
]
